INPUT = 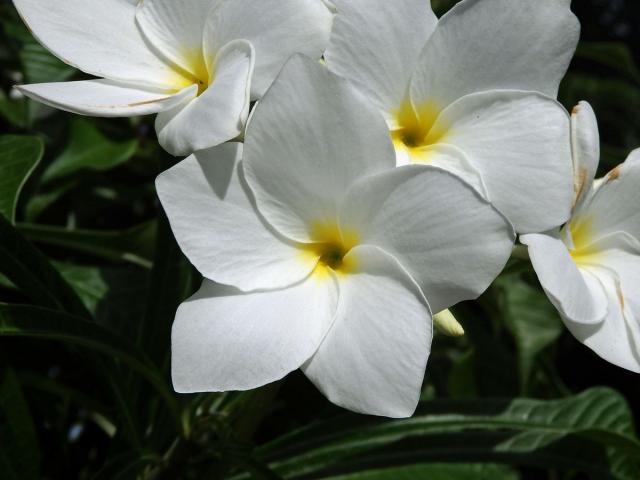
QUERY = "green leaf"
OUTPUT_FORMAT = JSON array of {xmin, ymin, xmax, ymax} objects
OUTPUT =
[
  {"xmin": 575, "ymin": 42, "xmax": 640, "ymax": 85},
  {"xmin": 0, "ymin": 91, "xmax": 28, "ymax": 128},
  {"xmin": 19, "ymin": 42, "xmax": 75, "ymax": 84},
  {"xmin": 17, "ymin": 221, "xmax": 157, "ymax": 269},
  {"xmin": 0, "ymin": 368, "xmax": 41, "ymax": 480},
  {"xmin": 139, "ymin": 213, "xmax": 196, "ymax": 366},
  {"xmin": 321, "ymin": 463, "xmax": 518, "ymax": 480},
  {"xmin": 0, "ymin": 214, "xmax": 90, "ymax": 317},
  {"xmin": 253, "ymin": 388, "xmax": 640, "ymax": 480},
  {"xmin": 53, "ymin": 262, "xmax": 109, "ymax": 314},
  {"xmin": 0, "ymin": 135, "xmax": 43, "ymax": 223},
  {"xmin": 42, "ymin": 119, "xmax": 138, "ymax": 183},
  {"xmin": 0, "ymin": 303, "xmax": 181, "ymax": 431},
  {"xmin": 494, "ymin": 274, "xmax": 563, "ymax": 392}
]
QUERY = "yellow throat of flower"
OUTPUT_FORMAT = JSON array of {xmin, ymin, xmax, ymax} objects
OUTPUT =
[
  {"xmin": 566, "ymin": 216, "xmax": 601, "ymax": 265},
  {"xmin": 167, "ymin": 49, "xmax": 212, "ymax": 96},
  {"xmin": 391, "ymin": 100, "xmax": 448, "ymax": 163},
  {"xmin": 300, "ymin": 222, "xmax": 360, "ymax": 278}
]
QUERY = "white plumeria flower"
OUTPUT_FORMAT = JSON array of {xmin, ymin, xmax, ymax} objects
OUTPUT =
[
  {"xmin": 156, "ymin": 56, "xmax": 515, "ymax": 417},
  {"xmin": 12, "ymin": 0, "xmax": 332, "ymax": 156},
  {"xmin": 522, "ymin": 101, "xmax": 640, "ymax": 373},
  {"xmin": 325, "ymin": 0, "xmax": 580, "ymax": 234}
]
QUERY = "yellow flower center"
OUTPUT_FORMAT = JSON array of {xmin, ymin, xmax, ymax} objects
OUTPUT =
[
  {"xmin": 565, "ymin": 216, "xmax": 602, "ymax": 266},
  {"xmin": 391, "ymin": 100, "xmax": 449, "ymax": 164},
  {"xmin": 167, "ymin": 50, "xmax": 213, "ymax": 96},
  {"xmin": 300, "ymin": 222, "xmax": 360, "ymax": 278}
]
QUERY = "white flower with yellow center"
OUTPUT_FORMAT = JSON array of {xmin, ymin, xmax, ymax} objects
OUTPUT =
[
  {"xmin": 522, "ymin": 102, "xmax": 640, "ymax": 373},
  {"xmin": 156, "ymin": 56, "xmax": 515, "ymax": 417},
  {"xmin": 324, "ymin": 0, "xmax": 579, "ymax": 233},
  {"xmin": 12, "ymin": 0, "xmax": 332, "ymax": 156}
]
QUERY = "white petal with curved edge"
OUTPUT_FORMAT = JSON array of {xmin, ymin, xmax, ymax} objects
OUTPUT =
[
  {"xmin": 410, "ymin": 0, "xmax": 579, "ymax": 109},
  {"xmin": 156, "ymin": 144, "xmax": 316, "ymax": 292},
  {"xmin": 431, "ymin": 90, "xmax": 573, "ymax": 233},
  {"xmin": 173, "ymin": 276, "xmax": 339, "ymax": 393},
  {"xmin": 243, "ymin": 55, "xmax": 395, "ymax": 243},
  {"xmin": 135, "ymin": 0, "xmax": 220, "ymax": 76},
  {"xmin": 584, "ymin": 235, "xmax": 640, "ymax": 372},
  {"xmin": 566, "ymin": 269, "xmax": 640, "ymax": 373},
  {"xmin": 520, "ymin": 233, "xmax": 608, "ymax": 325},
  {"xmin": 13, "ymin": 0, "xmax": 176, "ymax": 87},
  {"xmin": 416, "ymin": 144, "xmax": 490, "ymax": 199},
  {"xmin": 340, "ymin": 165, "xmax": 514, "ymax": 314},
  {"xmin": 576, "ymin": 150, "xmax": 640, "ymax": 240},
  {"xmin": 155, "ymin": 40, "xmax": 254, "ymax": 156},
  {"xmin": 571, "ymin": 101, "xmax": 600, "ymax": 209},
  {"xmin": 325, "ymin": 0, "xmax": 436, "ymax": 116},
  {"xmin": 303, "ymin": 246, "xmax": 431, "ymax": 418},
  {"xmin": 16, "ymin": 80, "xmax": 197, "ymax": 117},
  {"xmin": 205, "ymin": 0, "xmax": 333, "ymax": 99}
]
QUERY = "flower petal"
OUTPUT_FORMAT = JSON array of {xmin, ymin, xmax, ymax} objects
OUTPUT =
[
  {"xmin": 135, "ymin": 0, "xmax": 218, "ymax": 77},
  {"xmin": 302, "ymin": 245, "xmax": 431, "ymax": 418},
  {"xmin": 205, "ymin": 0, "xmax": 333, "ymax": 99},
  {"xmin": 156, "ymin": 143, "xmax": 315, "ymax": 292},
  {"xmin": 520, "ymin": 233, "xmax": 608, "ymax": 325},
  {"xmin": 566, "ymin": 270, "xmax": 640, "ymax": 373},
  {"xmin": 571, "ymin": 101, "xmax": 600, "ymax": 209},
  {"xmin": 576, "ymin": 149, "xmax": 640, "ymax": 241},
  {"xmin": 339, "ymin": 165, "xmax": 514, "ymax": 314},
  {"xmin": 410, "ymin": 0, "xmax": 579, "ymax": 109},
  {"xmin": 243, "ymin": 55, "xmax": 395, "ymax": 243},
  {"xmin": 16, "ymin": 79, "xmax": 197, "ymax": 117},
  {"xmin": 13, "ymin": 0, "xmax": 175, "ymax": 87},
  {"xmin": 430, "ymin": 90, "xmax": 574, "ymax": 233},
  {"xmin": 324, "ymin": 0, "xmax": 437, "ymax": 116},
  {"xmin": 172, "ymin": 276, "xmax": 339, "ymax": 392},
  {"xmin": 155, "ymin": 40, "xmax": 254, "ymax": 156},
  {"xmin": 416, "ymin": 144, "xmax": 490, "ymax": 199}
]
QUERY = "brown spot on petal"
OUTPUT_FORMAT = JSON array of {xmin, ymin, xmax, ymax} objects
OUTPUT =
[
  {"xmin": 606, "ymin": 165, "xmax": 622, "ymax": 182},
  {"xmin": 572, "ymin": 104, "xmax": 581, "ymax": 116}
]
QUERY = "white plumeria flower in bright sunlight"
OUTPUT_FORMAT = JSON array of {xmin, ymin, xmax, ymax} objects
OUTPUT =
[
  {"xmin": 522, "ymin": 102, "xmax": 640, "ymax": 373},
  {"xmin": 12, "ymin": 0, "xmax": 332, "ymax": 156},
  {"xmin": 325, "ymin": 0, "xmax": 580, "ymax": 233},
  {"xmin": 156, "ymin": 56, "xmax": 515, "ymax": 417}
]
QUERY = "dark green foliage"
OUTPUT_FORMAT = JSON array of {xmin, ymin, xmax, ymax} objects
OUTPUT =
[{"xmin": 0, "ymin": 0, "xmax": 639, "ymax": 479}]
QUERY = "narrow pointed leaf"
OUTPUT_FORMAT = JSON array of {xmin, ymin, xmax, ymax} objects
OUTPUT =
[{"xmin": 0, "ymin": 135, "xmax": 43, "ymax": 223}]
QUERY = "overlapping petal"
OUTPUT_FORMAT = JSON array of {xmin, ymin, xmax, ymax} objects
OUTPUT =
[
  {"xmin": 410, "ymin": 0, "xmax": 579, "ymax": 109},
  {"xmin": 243, "ymin": 55, "xmax": 395, "ymax": 243},
  {"xmin": 13, "ymin": 0, "xmax": 175, "ymax": 87},
  {"xmin": 155, "ymin": 40, "xmax": 254, "ymax": 156},
  {"xmin": 566, "ymin": 269, "xmax": 640, "ymax": 374},
  {"xmin": 303, "ymin": 246, "xmax": 431, "ymax": 418},
  {"xmin": 156, "ymin": 143, "xmax": 315, "ymax": 292},
  {"xmin": 576, "ymin": 150, "xmax": 640, "ymax": 240},
  {"xmin": 430, "ymin": 90, "xmax": 574, "ymax": 233},
  {"xmin": 339, "ymin": 165, "xmax": 514, "ymax": 314},
  {"xmin": 135, "ymin": 0, "xmax": 219, "ymax": 77},
  {"xmin": 205, "ymin": 0, "xmax": 333, "ymax": 98},
  {"xmin": 410, "ymin": 144, "xmax": 490, "ymax": 199},
  {"xmin": 571, "ymin": 101, "xmax": 600, "ymax": 209},
  {"xmin": 173, "ymin": 277, "xmax": 339, "ymax": 392},
  {"xmin": 325, "ymin": 0, "xmax": 437, "ymax": 117},
  {"xmin": 16, "ymin": 79, "xmax": 197, "ymax": 117},
  {"xmin": 520, "ymin": 233, "xmax": 608, "ymax": 325}
]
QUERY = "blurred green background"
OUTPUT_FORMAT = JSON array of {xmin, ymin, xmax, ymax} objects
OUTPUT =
[{"xmin": 0, "ymin": 0, "xmax": 639, "ymax": 479}]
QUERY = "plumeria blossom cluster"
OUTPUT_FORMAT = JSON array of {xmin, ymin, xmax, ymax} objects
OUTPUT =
[{"xmin": 14, "ymin": 0, "xmax": 640, "ymax": 417}]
